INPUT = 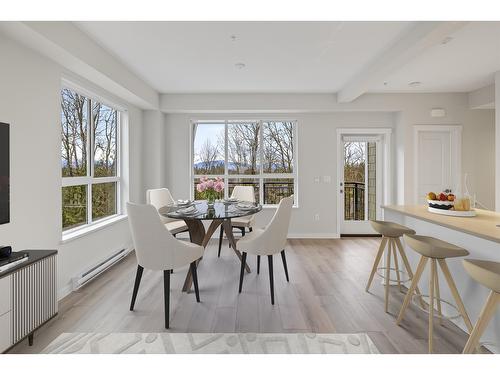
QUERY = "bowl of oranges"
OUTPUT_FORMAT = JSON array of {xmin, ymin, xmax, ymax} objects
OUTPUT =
[{"xmin": 426, "ymin": 190, "xmax": 455, "ymax": 210}]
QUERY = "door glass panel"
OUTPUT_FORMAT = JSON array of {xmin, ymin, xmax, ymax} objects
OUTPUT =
[{"xmin": 343, "ymin": 141, "xmax": 376, "ymax": 221}]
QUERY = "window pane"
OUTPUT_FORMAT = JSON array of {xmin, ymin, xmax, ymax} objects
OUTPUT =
[
  {"xmin": 62, "ymin": 185, "xmax": 87, "ymax": 230},
  {"xmin": 61, "ymin": 88, "xmax": 89, "ymax": 177},
  {"xmin": 193, "ymin": 123, "xmax": 224, "ymax": 175},
  {"xmin": 227, "ymin": 122, "xmax": 260, "ymax": 175},
  {"xmin": 262, "ymin": 121, "xmax": 294, "ymax": 173},
  {"xmin": 263, "ymin": 178, "xmax": 294, "ymax": 205},
  {"xmin": 92, "ymin": 182, "xmax": 117, "ymax": 221},
  {"xmin": 93, "ymin": 103, "xmax": 118, "ymax": 177},
  {"xmin": 228, "ymin": 178, "xmax": 260, "ymax": 204}
]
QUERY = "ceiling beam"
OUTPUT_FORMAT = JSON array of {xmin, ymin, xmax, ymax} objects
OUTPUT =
[
  {"xmin": 337, "ymin": 21, "xmax": 468, "ymax": 103},
  {"xmin": 0, "ymin": 22, "xmax": 159, "ymax": 110}
]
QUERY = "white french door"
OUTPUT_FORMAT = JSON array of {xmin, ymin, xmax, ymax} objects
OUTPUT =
[{"xmin": 337, "ymin": 129, "xmax": 391, "ymax": 235}]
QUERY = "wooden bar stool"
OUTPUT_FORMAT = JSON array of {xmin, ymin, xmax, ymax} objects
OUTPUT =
[
  {"xmin": 366, "ymin": 220, "xmax": 423, "ymax": 313},
  {"xmin": 397, "ymin": 234, "xmax": 474, "ymax": 353},
  {"xmin": 462, "ymin": 259, "xmax": 500, "ymax": 354}
]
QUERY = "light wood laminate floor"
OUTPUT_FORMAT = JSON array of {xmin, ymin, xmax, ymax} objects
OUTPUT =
[{"xmin": 8, "ymin": 238, "xmax": 473, "ymax": 354}]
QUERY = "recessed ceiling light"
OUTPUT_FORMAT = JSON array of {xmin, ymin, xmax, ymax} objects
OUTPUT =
[
  {"xmin": 235, "ymin": 62, "xmax": 246, "ymax": 70},
  {"xmin": 409, "ymin": 81, "xmax": 422, "ymax": 88},
  {"xmin": 441, "ymin": 36, "xmax": 453, "ymax": 45}
]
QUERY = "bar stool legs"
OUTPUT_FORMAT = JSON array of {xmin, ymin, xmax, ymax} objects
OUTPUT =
[
  {"xmin": 366, "ymin": 236, "xmax": 425, "ymax": 313},
  {"xmin": 463, "ymin": 291, "xmax": 500, "ymax": 354},
  {"xmin": 397, "ymin": 255, "xmax": 474, "ymax": 353}
]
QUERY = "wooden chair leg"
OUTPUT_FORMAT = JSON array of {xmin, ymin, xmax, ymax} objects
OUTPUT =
[
  {"xmin": 281, "ymin": 250, "xmax": 289, "ymax": 282},
  {"xmin": 249, "ymin": 227, "xmax": 253, "ymax": 232},
  {"xmin": 395, "ymin": 237, "xmax": 426, "ymax": 308},
  {"xmin": 366, "ymin": 237, "xmax": 388, "ymax": 292},
  {"xmin": 190, "ymin": 261, "xmax": 200, "ymax": 302},
  {"xmin": 163, "ymin": 269, "xmax": 170, "ymax": 329},
  {"xmin": 385, "ymin": 242, "xmax": 392, "ymax": 313},
  {"xmin": 438, "ymin": 259, "xmax": 474, "ymax": 333},
  {"xmin": 429, "ymin": 259, "xmax": 436, "ymax": 353},
  {"xmin": 218, "ymin": 226, "xmax": 224, "ymax": 257},
  {"xmin": 130, "ymin": 265, "xmax": 144, "ymax": 311},
  {"xmin": 257, "ymin": 255, "xmax": 260, "ymax": 274},
  {"xmin": 239, "ymin": 252, "xmax": 247, "ymax": 293},
  {"xmin": 242, "ymin": 228, "xmax": 246, "ymax": 236},
  {"xmin": 397, "ymin": 256, "xmax": 428, "ymax": 324},
  {"xmin": 268, "ymin": 255, "xmax": 275, "ymax": 305},
  {"xmin": 463, "ymin": 291, "xmax": 499, "ymax": 354},
  {"xmin": 391, "ymin": 240, "xmax": 402, "ymax": 292},
  {"xmin": 434, "ymin": 264, "xmax": 443, "ymax": 325}
]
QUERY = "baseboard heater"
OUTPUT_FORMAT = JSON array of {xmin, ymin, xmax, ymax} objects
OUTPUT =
[{"xmin": 72, "ymin": 247, "xmax": 133, "ymax": 291}]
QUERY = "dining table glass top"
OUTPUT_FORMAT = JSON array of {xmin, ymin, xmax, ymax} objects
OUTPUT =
[{"xmin": 159, "ymin": 200, "xmax": 262, "ymax": 221}]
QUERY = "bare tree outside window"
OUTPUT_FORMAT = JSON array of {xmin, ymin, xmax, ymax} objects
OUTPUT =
[
  {"xmin": 193, "ymin": 120, "xmax": 296, "ymax": 205},
  {"xmin": 61, "ymin": 87, "xmax": 120, "ymax": 230}
]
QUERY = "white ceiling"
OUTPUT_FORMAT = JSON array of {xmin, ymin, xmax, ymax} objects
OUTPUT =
[{"xmin": 76, "ymin": 21, "xmax": 500, "ymax": 95}]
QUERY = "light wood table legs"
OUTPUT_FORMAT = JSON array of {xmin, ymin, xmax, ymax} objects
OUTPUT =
[{"xmin": 463, "ymin": 291, "xmax": 499, "ymax": 354}]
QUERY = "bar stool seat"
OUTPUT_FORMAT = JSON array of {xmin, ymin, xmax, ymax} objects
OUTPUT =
[
  {"xmin": 404, "ymin": 235, "xmax": 470, "ymax": 259},
  {"xmin": 366, "ymin": 221, "xmax": 423, "ymax": 314},
  {"xmin": 463, "ymin": 259, "xmax": 500, "ymax": 293},
  {"xmin": 462, "ymin": 259, "xmax": 500, "ymax": 354},
  {"xmin": 397, "ymin": 234, "xmax": 473, "ymax": 353},
  {"xmin": 370, "ymin": 220, "xmax": 416, "ymax": 238}
]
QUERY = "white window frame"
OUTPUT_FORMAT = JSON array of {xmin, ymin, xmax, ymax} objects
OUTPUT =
[
  {"xmin": 61, "ymin": 85, "xmax": 122, "ymax": 235},
  {"xmin": 190, "ymin": 119, "xmax": 298, "ymax": 207}
]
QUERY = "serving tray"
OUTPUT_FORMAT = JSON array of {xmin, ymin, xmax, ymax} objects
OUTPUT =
[{"xmin": 428, "ymin": 207, "xmax": 476, "ymax": 217}]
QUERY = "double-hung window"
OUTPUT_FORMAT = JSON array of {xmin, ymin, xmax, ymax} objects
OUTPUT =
[
  {"xmin": 61, "ymin": 86, "xmax": 121, "ymax": 232},
  {"xmin": 192, "ymin": 120, "xmax": 297, "ymax": 206}
]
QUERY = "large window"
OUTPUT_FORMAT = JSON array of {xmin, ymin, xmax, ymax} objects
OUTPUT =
[
  {"xmin": 61, "ymin": 87, "xmax": 120, "ymax": 231},
  {"xmin": 192, "ymin": 120, "xmax": 297, "ymax": 205}
]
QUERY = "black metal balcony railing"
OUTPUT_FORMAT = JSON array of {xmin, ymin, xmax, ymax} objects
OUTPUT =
[
  {"xmin": 344, "ymin": 182, "xmax": 365, "ymax": 221},
  {"xmin": 194, "ymin": 181, "xmax": 294, "ymax": 205}
]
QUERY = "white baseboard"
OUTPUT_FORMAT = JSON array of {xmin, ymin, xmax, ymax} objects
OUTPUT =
[
  {"xmin": 287, "ymin": 233, "xmax": 340, "ymax": 239},
  {"xmin": 58, "ymin": 284, "xmax": 73, "ymax": 301}
]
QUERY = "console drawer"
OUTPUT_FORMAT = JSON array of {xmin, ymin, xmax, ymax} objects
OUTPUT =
[
  {"xmin": 0, "ymin": 276, "xmax": 11, "ymax": 315},
  {"xmin": 0, "ymin": 311, "xmax": 12, "ymax": 352}
]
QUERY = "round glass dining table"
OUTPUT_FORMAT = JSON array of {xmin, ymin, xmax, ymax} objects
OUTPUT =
[{"xmin": 158, "ymin": 200, "xmax": 262, "ymax": 292}]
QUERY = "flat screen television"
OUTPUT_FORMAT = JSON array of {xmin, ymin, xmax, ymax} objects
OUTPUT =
[{"xmin": 0, "ymin": 122, "xmax": 9, "ymax": 224}]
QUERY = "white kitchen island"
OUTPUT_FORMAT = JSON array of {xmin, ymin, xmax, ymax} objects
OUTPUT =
[{"xmin": 383, "ymin": 205, "xmax": 500, "ymax": 353}]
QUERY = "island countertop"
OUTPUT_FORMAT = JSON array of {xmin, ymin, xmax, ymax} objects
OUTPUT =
[{"xmin": 382, "ymin": 205, "xmax": 500, "ymax": 244}]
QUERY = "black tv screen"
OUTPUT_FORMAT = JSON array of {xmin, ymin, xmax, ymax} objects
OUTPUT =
[{"xmin": 0, "ymin": 122, "xmax": 9, "ymax": 224}]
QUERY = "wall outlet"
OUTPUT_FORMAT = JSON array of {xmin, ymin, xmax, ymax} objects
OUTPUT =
[{"xmin": 314, "ymin": 214, "xmax": 320, "ymax": 221}]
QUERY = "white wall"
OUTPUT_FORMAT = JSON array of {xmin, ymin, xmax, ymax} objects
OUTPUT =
[
  {"xmin": 165, "ymin": 112, "xmax": 394, "ymax": 237},
  {"xmin": 0, "ymin": 33, "xmax": 144, "ymax": 298},
  {"xmin": 162, "ymin": 94, "xmax": 495, "ymax": 236}
]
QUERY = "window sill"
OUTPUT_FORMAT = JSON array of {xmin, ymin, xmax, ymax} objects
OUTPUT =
[{"xmin": 61, "ymin": 214, "xmax": 128, "ymax": 244}]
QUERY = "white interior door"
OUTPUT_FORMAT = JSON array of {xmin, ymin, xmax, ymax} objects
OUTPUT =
[
  {"xmin": 339, "ymin": 135, "xmax": 383, "ymax": 235},
  {"xmin": 416, "ymin": 129, "xmax": 458, "ymax": 204}
]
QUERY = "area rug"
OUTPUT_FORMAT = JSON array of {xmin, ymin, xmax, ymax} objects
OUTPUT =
[{"xmin": 42, "ymin": 332, "xmax": 379, "ymax": 354}]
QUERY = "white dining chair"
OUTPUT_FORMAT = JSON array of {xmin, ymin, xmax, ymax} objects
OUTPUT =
[
  {"xmin": 218, "ymin": 185, "xmax": 256, "ymax": 257},
  {"xmin": 237, "ymin": 195, "xmax": 294, "ymax": 305},
  {"xmin": 147, "ymin": 188, "xmax": 190, "ymax": 238},
  {"xmin": 127, "ymin": 202, "xmax": 203, "ymax": 329}
]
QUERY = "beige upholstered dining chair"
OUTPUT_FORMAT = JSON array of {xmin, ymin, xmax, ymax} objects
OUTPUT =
[
  {"xmin": 218, "ymin": 185, "xmax": 256, "ymax": 257},
  {"xmin": 127, "ymin": 202, "xmax": 203, "ymax": 329},
  {"xmin": 237, "ymin": 195, "xmax": 294, "ymax": 305},
  {"xmin": 146, "ymin": 188, "xmax": 190, "ymax": 238}
]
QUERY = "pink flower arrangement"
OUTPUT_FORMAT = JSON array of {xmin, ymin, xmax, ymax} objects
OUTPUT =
[{"xmin": 196, "ymin": 176, "xmax": 224, "ymax": 202}]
